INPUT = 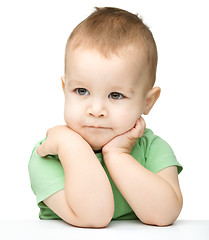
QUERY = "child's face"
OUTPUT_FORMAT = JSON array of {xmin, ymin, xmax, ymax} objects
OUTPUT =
[{"xmin": 63, "ymin": 47, "xmax": 149, "ymax": 150}]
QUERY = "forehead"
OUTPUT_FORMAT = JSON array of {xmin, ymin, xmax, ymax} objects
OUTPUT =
[{"xmin": 66, "ymin": 46, "xmax": 147, "ymax": 85}]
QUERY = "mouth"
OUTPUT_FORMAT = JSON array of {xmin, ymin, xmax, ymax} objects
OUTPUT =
[{"xmin": 87, "ymin": 126, "xmax": 110, "ymax": 129}]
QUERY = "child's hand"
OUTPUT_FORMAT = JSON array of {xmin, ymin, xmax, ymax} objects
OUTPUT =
[
  {"xmin": 37, "ymin": 125, "xmax": 80, "ymax": 157},
  {"xmin": 102, "ymin": 116, "xmax": 146, "ymax": 156}
]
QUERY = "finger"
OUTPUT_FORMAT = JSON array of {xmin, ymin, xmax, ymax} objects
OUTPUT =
[
  {"xmin": 127, "ymin": 117, "xmax": 145, "ymax": 139},
  {"xmin": 46, "ymin": 128, "xmax": 51, "ymax": 137},
  {"xmin": 138, "ymin": 116, "xmax": 146, "ymax": 138},
  {"xmin": 139, "ymin": 116, "xmax": 146, "ymax": 130},
  {"xmin": 37, "ymin": 128, "xmax": 51, "ymax": 156},
  {"xmin": 129, "ymin": 119, "xmax": 141, "ymax": 139},
  {"xmin": 36, "ymin": 143, "xmax": 47, "ymax": 157}
]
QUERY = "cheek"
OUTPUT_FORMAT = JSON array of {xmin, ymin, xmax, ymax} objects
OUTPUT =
[
  {"xmin": 64, "ymin": 101, "xmax": 80, "ymax": 127},
  {"xmin": 112, "ymin": 108, "xmax": 141, "ymax": 133}
]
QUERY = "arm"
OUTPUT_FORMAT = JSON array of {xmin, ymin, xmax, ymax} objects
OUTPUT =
[
  {"xmin": 104, "ymin": 153, "xmax": 182, "ymax": 226},
  {"xmin": 37, "ymin": 125, "xmax": 114, "ymax": 228},
  {"xmin": 102, "ymin": 117, "xmax": 183, "ymax": 226}
]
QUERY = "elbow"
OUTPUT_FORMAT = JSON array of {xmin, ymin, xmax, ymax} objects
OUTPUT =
[
  {"xmin": 77, "ymin": 210, "xmax": 113, "ymax": 228},
  {"xmin": 141, "ymin": 201, "xmax": 183, "ymax": 227},
  {"xmin": 141, "ymin": 214, "xmax": 178, "ymax": 227},
  {"xmin": 66, "ymin": 209, "xmax": 113, "ymax": 229},
  {"xmin": 157, "ymin": 206, "xmax": 183, "ymax": 227},
  {"xmin": 87, "ymin": 198, "xmax": 115, "ymax": 228},
  {"xmin": 150, "ymin": 216, "xmax": 178, "ymax": 227},
  {"xmin": 87, "ymin": 216, "xmax": 112, "ymax": 228},
  {"xmin": 75, "ymin": 202, "xmax": 114, "ymax": 228},
  {"xmin": 154, "ymin": 212, "xmax": 180, "ymax": 227},
  {"xmin": 84, "ymin": 207, "xmax": 114, "ymax": 228}
]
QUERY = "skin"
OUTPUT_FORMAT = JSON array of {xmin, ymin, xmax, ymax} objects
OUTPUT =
[{"xmin": 37, "ymin": 46, "xmax": 183, "ymax": 228}]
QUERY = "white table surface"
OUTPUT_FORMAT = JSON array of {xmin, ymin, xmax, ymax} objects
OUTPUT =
[{"xmin": 0, "ymin": 220, "xmax": 208, "ymax": 240}]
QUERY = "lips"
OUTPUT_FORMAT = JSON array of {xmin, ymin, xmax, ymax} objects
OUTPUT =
[
  {"xmin": 87, "ymin": 126, "xmax": 110, "ymax": 129},
  {"xmin": 89, "ymin": 126, "xmax": 108, "ymax": 129}
]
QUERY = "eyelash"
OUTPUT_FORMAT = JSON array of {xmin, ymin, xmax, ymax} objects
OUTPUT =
[
  {"xmin": 74, "ymin": 88, "xmax": 125, "ymax": 100},
  {"xmin": 109, "ymin": 92, "xmax": 124, "ymax": 100},
  {"xmin": 75, "ymin": 88, "xmax": 89, "ymax": 96}
]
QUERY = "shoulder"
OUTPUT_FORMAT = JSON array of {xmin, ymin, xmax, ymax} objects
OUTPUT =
[
  {"xmin": 28, "ymin": 138, "xmax": 60, "ymax": 179},
  {"xmin": 140, "ymin": 128, "xmax": 157, "ymax": 144},
  {"xmin": 28, "ymin": 138, "xmax": 64, "ymax": 203},
  {"xmin": 139, "ymin": 128, "xmax": 173, "ymax": 152},
  {"xmin": 29, "ymin": 138, "xmax": 59, "ymax": 163},
  {"xmin": 138, "ymin": 128, "xmax": 167, "ymax": 151},
  {"xmin": 135, "ymin": 128, "xmax": 183, "ymax": 174}
]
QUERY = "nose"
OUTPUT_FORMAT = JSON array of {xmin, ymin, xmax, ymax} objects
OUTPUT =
[{"xmin": 87, "ymin": 101, "xmax": 107, "ymax": 118}]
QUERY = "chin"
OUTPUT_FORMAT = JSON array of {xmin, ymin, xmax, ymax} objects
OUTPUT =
[
  {"xmin": 89, "ymin": 141, "xmax": 105, "ymax": 151},
  {"xmin": 80, "ymin": 129, "xmax": 118, "ymax": 151},
  {"xmin": 86, "ymin": 138, "xmax": 110, "ymax": 151}
]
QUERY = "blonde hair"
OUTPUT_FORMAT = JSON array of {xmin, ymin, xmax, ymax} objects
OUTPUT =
[{"xmin": 65, "ymin": 7, "xmax": 158, "ymax": 88}]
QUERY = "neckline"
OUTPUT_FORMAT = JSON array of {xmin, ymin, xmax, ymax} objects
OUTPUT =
[{"xmin": 94, "ymin": 149, "xmax": 102, "ymax": 154}]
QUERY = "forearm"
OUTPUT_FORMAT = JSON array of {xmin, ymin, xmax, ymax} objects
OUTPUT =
[
  {"xmin": 58, "ymin": 136, "xmax": 114, "ymax": 224},
  {"xmin": 104, "ymin": 153, "xmax": 182, "ymax": 226}
]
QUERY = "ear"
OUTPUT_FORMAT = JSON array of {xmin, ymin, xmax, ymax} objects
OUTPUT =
[
  {"xmin": 143, "ymin": 87, "xmax": 161, "ymax": 115},
  {"xmin": 61, "ymin": 76, "xmax": 66, "ymax": 94}
]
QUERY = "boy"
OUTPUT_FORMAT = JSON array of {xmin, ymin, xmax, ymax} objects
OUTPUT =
[{"xmin": 29, "ymin": 7, "xmax": 183, "ymax": 228}]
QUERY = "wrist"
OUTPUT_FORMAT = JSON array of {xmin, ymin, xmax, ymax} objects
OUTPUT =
[
  {"xmin": 102, "ymin": 149, "xmax": 129, "ymax": 164},
  {"xmin": 102, "ymin": 145, "xmax": 131, "ymax": 158},
  {"xmin": 57, "ymin": 129, "xmax": 86, "ymax": 152}
]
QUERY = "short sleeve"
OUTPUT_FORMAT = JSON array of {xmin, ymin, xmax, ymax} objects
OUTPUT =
[
  {"xmin": 28, "ymin": 139, "xmax": 65, "ymax": 204},
  {"xmin": 143, "ymin": 129, "xmax": 183, "ymax": 174}
]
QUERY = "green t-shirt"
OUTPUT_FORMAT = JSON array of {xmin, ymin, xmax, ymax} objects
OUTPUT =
[{"xmin": 28, "ymin": 128, "xmax": 183, "ymax": 220}]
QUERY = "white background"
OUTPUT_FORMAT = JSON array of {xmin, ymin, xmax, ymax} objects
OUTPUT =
[{"xmin": 0, "ymin": 0, "xmax": 208, "ymax": 220}]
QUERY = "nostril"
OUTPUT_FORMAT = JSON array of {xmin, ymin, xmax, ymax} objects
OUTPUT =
[
  {"xmin": 87, "ymin": 104, "xmax": 107, "ymax": 117},
  {"xmin": 88, "ymin": 110, "xmax": 106, "ymax": 118},
  {"xmin": 89, "ymin": 112, "xmax": 105, "ymax": 117}
]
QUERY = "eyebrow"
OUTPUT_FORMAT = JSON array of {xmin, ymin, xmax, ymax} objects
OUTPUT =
[
  {"xmin": 112, "ymin": 86, "xmax": 135, "ymax": 94},
  {"xmin": 67, "ymin": 80, "xmax": 84, "ymax": 86},
  {"xmin": 66, "ymin": 80, "xmax": 87, "ymax": 89}
]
